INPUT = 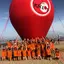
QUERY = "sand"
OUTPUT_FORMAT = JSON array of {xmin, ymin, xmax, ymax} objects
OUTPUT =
[{"xmin": 0, "ymin": 59, "xmax": 57, "ymax": 64}]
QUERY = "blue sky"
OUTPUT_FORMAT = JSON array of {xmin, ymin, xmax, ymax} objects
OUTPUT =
[{"xmin": 0, "ymin": 0, "xmax": 64, "ymax": 40}]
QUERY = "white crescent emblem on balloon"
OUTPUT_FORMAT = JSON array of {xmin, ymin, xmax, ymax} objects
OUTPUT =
[{"xmin": 30, "ymin": 0, "xmax": 51, "ymax": 16}]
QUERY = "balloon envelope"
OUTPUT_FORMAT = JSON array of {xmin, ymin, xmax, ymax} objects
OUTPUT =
[{"xmin": 9, "ymin": 0, "xmax": 54, "ymax": 39}]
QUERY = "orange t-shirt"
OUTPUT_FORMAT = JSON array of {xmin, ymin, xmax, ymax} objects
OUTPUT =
[
  {"xmin": 41, "ymin": 44, "xmax": 44, "ymax": 50},
  {"xmin": 55, "ymin": 51, "xmax": 60, "ymax": 57},
  {"xmin": 36, "ymin": 44, "xmax": 41, "ymax": 55},
  {"xmin": 23, "ymin": 50, "xmax": 26, "ymax": 57},
  {"xmin": 18, "ymin": 50, "xmax": 21, "ymax": 56},
  {"xmin": 31, "ymin": 43, "xmax": 35, "ymax": 50},
  {"xmin": 7, "ymin": 42, "xmax": 12, "ymax": 48},
  {"xmin": 37, "ymin": 50, "xmax": 40, "ymax": 56},
  {"xmin": 27, "ymin": 50, "xmax": 31, "ymax": 57},
  {"xmin": 14, "ymin": 50, "xmax": 18, "ymax": 56},
  {"xmin": 32, "ymin": 51, "xmax": 35, "ymax": 57},
  {"xmin": 2, "ymin": 50, "xmax": 7, "ymax": 57},
  {"xmin": 27, "ymin": 44, "xmax": 31, "ymax": 49},
  {"xmin": 7, "ymin": 50, "xmax": 12, "ymax": 58},
  {"xmin": 36, "ymin": 44, "xmax": 40, "ymax": 50},
  {"xmin": 50, "ymin": 43, "xmax": 55, "ymax": 50},
  {"xmin": 46, "ymin": 49, "xmax": 51, "ymax": 55}
]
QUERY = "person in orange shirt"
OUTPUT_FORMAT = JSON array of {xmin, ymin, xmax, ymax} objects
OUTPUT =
[
  {"xmin": 31, "ymin": 42, "xmax": 35, "ymax": 51},
  {"xmin": 27, "ymin": 48, "xmax": 31, "ymax": 60},
  {"xmin": 2, "ymin": 49, "xmax": 7, "ymax": 60},
  {"xmin": 50, "ymin": 40, "xmax": 55, "ymax": 50},
  {"xmin": 7, "ymin": 48, "xmax": 12, "ymax": 61},
  {"xmin": 27, "ymin": 41, "xmax": 32, "ymax": 59},
  {"xmin": 55, "ymin": 48, "xmax": 60, "ymax": 59},
  {"xmin": 46, "ymin": 46, "xmax": 51, "ymax": 60},
  {"xmin": 18, "ymin": 48, "xmax": 21, "ymax": 60},
  {"xmin": 22, "ymin": 45, "xmax": 27, "ymax": 60},
  {"xmin": 21, "ymin": 45, "xmax": 23, "ymax": 60},
  {"xmin": 31, "ymin": 50, "xmax": 36, "ymax": 59},
  {"xmin": 31, "ymin": 41, "xmax": 36, "ymax": 59},
  {"xmin": 41, "ymin": 43, "xmax": 45, "ymax": 58},
  {"xmin": 7, "ymin": 41, "xmax": 12, "ymax": 48},
  {"xmin": 27, "ymin": 41, "xmax": 31, "ymax": 50},
  {"xmin": 13, "ymin": 48, "xmax": 18, "ymax": 60},
  {"xmin": 36, "ymin": 43, "xmax": 41, "ymax": 59}
]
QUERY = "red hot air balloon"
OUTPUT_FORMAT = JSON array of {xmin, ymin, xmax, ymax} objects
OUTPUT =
[{"xmin": 9, "ymin": 0, "xmax": 54, "ymax": 39}]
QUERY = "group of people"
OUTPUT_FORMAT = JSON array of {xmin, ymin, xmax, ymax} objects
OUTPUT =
[{"xmin": 1, "ymin": 37, "xmax": 60, "ymax": 61}]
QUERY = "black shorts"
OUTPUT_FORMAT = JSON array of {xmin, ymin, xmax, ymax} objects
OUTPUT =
[
  {"xmin": 55, "ymin": 57, "xmax": 59, "ymax": 60},
  {"xmin": 47, "ymin": 55, "xmax": 51, "ymax": 57},
  {"xmin": 14, "ymin": 56, "xmax": 18, "ymax": 58}
]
